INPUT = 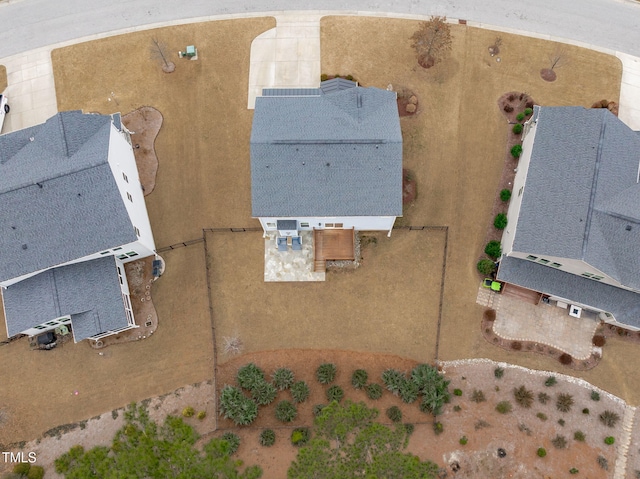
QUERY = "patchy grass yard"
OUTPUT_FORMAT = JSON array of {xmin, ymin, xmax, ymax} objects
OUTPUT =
[{"xmin": 207, "ymin": 229, "xmax": 446, "ymax": 364}]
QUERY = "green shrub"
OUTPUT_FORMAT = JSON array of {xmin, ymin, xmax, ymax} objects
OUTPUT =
[
  {"xmin": 513, "ymin": 385, "xmax": 534, "ymax": 408},
  {"xmin": 582, "ymin": 408, "xmax": 590, "ymax": 415},
  {"xmin": 538, "ymin": 392, "xmax": 550, "ymax": 404},
  {"xmin": 453, "ymin": 405, "xmax": 461, "ymax": 412},
  {"xmin": 597, "ymin": 455, "xmax": 609, "ymax": 470},
  {"xmin": 219, "ymin": 385, "xmax": 258, "ymax": 426},
  {"xmin": 251, "ymin": 381, "xmax": 277, "ymax": 406},
  {"xmin": 326, "ymin": 385, "xmax": 344, "ymax": 403},
  {"xmin": 197, "ymin": 410, "xmax": 207, "ymax": 420},
  {"xmin": 386, "ymin": 406, "xmax": 403, "ymax": 423},
  {"xmin": 366, "ymin": 383, "xmax": 383, "ymax": 400},
  {"xmin": 537, "ymin": 447, "xmax": 547, "ymax": 457},
  {"xmin": 275, "ymin": 400, "xmax": 297, "ymax": 423},
  {"xmin": 272, "ymin": 368, "xmax": 295, "ymax": 390},
  {"xmin": 182, "ymin": 406, "xmax": 195, "ymax": 418},
  {"xmin": 494, "ymin": 367, "xmax": 505, "ymax": 379},
  {"xmin": 536, "ymin": 412, "xmax": 547, "ymax": 421},
  {"xmin": 313, "ymin": 404, "xmax": 326, "ymax": 417},
  {"xmin": 556, "ymin": 393, "xmax": 574, "ymax": 413},
  {"xmin": 599, "ymin": 410, "xmax": 620, "ymax": 427},
  {"xmin": 516, "ymin": 112, "xmax": 525, "ymax": 121},
  {"xmin": 13, "ymin": 464, "xmax": 31, "ymax": 475},
  {"xmin": 558, "ymin": 418, "xmax": 565, "ymax": 427},
  {"xmin": 471, "ymin": 389, "xmax": 486, "ymax": 403},
  {"xmin": 382, "ymin": 369, "xmax": 406, "ymax": 395},
  {"xmin": 459, "ymin": 435, "xmax": 468, "ymax": 445},
  {"xmin": 221, "ymin": 432, "xmax": 241, "ymax": 454},
  {"xmin": 453, "ymin": 388, "xmax": 463, "ymax": 396},
  {"xmin": 500, "ymin": 189, "xmax": 512, "ymax": 202},
  {"xmin": 544, "ymin": 376, "xmax": 557, "ymax": 387},
  {"xmin": 591, "ymin": 390, "xmax": 601, "ymax": 401},
  {"xmin": 259, "ymin": 429, "xmax": 276, "ymax": 447},
  {"xmin": 399, "ymin": 379, "xmax": 419, "ymax": 404},
  {"xmin": 496, "ymin": 401, "xmax": 512, "ymax": 414},
  {"xmin": 524, "ymin": 107, "xmax": 533, "ymax": 116},
  {"xmin": 552, "ymin": 435, "xmax": 567, "ymax": 449},
  {"xmin": 512, "ymin": 123, "xmax": 523, "ymax": 134},
  {"xmin": 27, "ymin": 466, "xmax": 44, "ymax": 479},
  {"xmin": 236, "ymin": 363, "xmax": 265, "ymax": 390},
  {"xmin": 574, "ymin": 431, "xmax": 586, "ymax": 442},
  {"xmin": 485, "ymin": 241, "xmax": 502, "ymax": 259},
  {"xmin": 477, "ymin": 259, "xmax": 496, "ymax": 275},
  {"xmin": 290, "ymin": 381, "xmax": 310, "ymax": 404},
  {"xmin": 320, "ymin": 73, "xmax": 328, "ymax": 82},
  {"xmin": 291, "ymin": 427, "xmax": 310, "ymax": 447},
  {"xmin": 511, "ymin": 144, "xmax": 523, "ymax": 158},
  {"xmin": 351, "ymin": 369, "xmax": 368, "ymax": 389},
  {"xmin": 433, "ymin": 422, "xmax": 444, "ymax": 435},
  {"xmin": 570, "ymin": 467, "xmax": 579, "ymax": 474},
  {"xmin": 316, "ymin": 363, "xmax": 337, "ymax": 384},
  {"xmin": 604, "ymin": 436, "xmax": 615, "ymax": 445}
]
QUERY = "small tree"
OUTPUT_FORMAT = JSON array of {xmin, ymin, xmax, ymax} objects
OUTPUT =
[
  {"xmin": 410, "ymin": 17, "xmax": 453, "ymax": 69},
  {"xmin": 150, "ymin": 37, "xmax": 175, "ymax": 73}
]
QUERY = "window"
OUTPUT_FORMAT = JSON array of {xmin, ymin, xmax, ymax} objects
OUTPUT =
[
  {"xmin": 266, "ymin": 222, "xmax": 276, "ymax": 228},
  {"xmin": 117, "ymin": 267, "xmax": 121, "ymax": 275},
  {"xmin": 325, "ymin": 223, "xmax": 334, "ymax": 228},
  {"xmin": 582, "ymin": 272, "xmax": 594, "ymax": 278},
  {"xmin": 134, "ymin": 227, "xmax": 140, "ymax": 237},
  {"xmin": 526, "ymin": 255, "xmax": 538, "ymax": 261},
  {"xmin": 119, "ymin": 276, "xmax": 123, "ymax": 285},
  {"xmin": 126, "ymin": 252, "xmax": 138, "ymax": 257},
  {"xmin": 100, "ymin": 250, "xmax": 109, "ymax": 255},
  {"xmin": 592, "ymin": 276, "xmax": 604, "ymax": 281},
  {"xmin": 335, "ymin": 223, "xmax": 344, "ymax": 228},
  {"xmin": 62, "ymin": 318, "xmax": 71, "ymax": 323},
  {"xmin": 34, "ymin": 325, "xmax": 47, "ymax": 330},
  {"xmin": 550, "ymin": 262, "xmax": 562, "ymax": 268},
  {"xmin": 113, "ymin": 247, "xmax": 123, "ymax": 251},
  {"xmin": 117, "ymin": 254, "xmax": 128, "ymax": 260},
  {"xmin": 300, "ymin": 222, "xmax": 310, "ymax": 228},
  {"xmin": 127, "ymin": 192, "xmax": 133, "ymax": 202},
  {"xmin": 122, "ymin": 172, "xmax": 129, "ymax": 183},
  {"xmin": 538, "ymin": 259, "xmax": 549, "ymax": 265},
  {"xmin": 46, "ymin": 321, "xmax": 58, "ymax": 326}
]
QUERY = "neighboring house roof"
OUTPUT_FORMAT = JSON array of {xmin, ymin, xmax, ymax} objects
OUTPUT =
[
  {"xmin": 513, "ymin": 107, "xmax": 640, "ymax": 290},
  {"xmin": 2, "ymin": 256, "xmax": 128, "ymax": 340},
  {"xmin": 0, "ymin": 111, "xmax": 136, "ymax": 282},
  {"xmin": 497, "ymin": 256, "xmax": 640, "ymax": 328},
  {"xmin": 251, "ymin": 84, "xmax": 402, "ymax": 218}
]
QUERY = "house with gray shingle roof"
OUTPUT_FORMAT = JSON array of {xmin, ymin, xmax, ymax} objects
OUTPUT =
[
  {"xmin": 251, "ymin": 79, "xmax": 402, "ymax": 243},
  {"xmin": 498, "ymin": 106, "xmax": 640, "ymax": 330},
  {"xmin": 0, "ymin": 111, "xmax": 156, "ymax": 342}
]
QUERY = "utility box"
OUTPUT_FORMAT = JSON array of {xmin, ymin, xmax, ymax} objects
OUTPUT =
[{"xmin": 179, "ymin": 45, "xmax": 198, "ymax": 60}]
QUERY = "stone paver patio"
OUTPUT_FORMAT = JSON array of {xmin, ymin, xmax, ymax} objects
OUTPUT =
[{"xmin": 264, "ymin": 231, "xmax": 325, "ymax": 282}]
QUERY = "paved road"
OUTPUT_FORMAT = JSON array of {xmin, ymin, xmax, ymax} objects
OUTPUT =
[{"xmin": 1, "ymin": 0, "xmax": 639, "ymax": 58}]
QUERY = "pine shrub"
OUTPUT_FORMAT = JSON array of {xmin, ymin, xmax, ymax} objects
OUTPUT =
[
  {"xmin": 512, "ymin": 123, "xmax": 523, "ymax": 134},
  {"xmin": 511, "ymin": 144, "xmax": 523, "ymax": 159},
  {"xmin": 516, "ymin": 112, "xmax": 525, "ymax": 121},
  {"xmin": 316, "ymin": 363, "xmax": 337, "ymax": 384},
  {"xmin": 326, "ymin": 385, "xmax": 344, "ymax": 403},
  {"xmin": 494, "ymin": 213, "xmax": 508, "ymax": 230},
  {"xmin": 524, "ymin": 107, "xmax": 533, "ymax": 116},
  {"xmin": 544, "ymin": 376, "xmax": 557, "ymax": 387},
  {"xmin": 272, "ymin": 368, "xmax": 295, "ymax": 390},
  {"xmin": 290, "ymin": 381, "xmax": 310, "ymax": 404},
  {"xmin": 221, "ymin": 432, "xmax": 240, "ymax": 454},
  {"xmin": 351, "ymin": 369, "xmax": 368, "ymax": 389},
  {"xmin": 259, "ymin": 429, "xmax": 276, "ymax": 447},
  {"xmin": 485, "ymin": 241, "xmax": 502, "ymax": 259},
  {"xmin": 477, "ymin": 259, "xmax": 496, "ymax": 275},
  {"xmin": 591, "ymin": 390, "xmax": 601, "ymax": 401},
  {"xmin": 500, "ymin": 189, "xmax": 512, "ymax": 202},
  {"xmin": 366, "ymin": 383, "xmax": 383, "ymax": 400},
  {"xmin": 604, "ymin": 436, "xmax": 615, "ymax": 445},
  {"xmin": 494, "ymin": 367, "xmax": 505, "ymax": 379},
  {"xmin": 275, "ymin": 400, "xmax": 297, "ymax": 423},
  {"xmin": 386, "ymin": 406, "xmax": 403, "ymax": 423}
]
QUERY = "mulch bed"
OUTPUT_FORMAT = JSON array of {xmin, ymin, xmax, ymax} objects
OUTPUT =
[{"xmin": 122, "ymin": 106, "xmax": 162, "ymax": 196}]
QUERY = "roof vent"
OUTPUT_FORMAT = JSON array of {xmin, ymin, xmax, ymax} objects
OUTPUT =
[
  {"xmin": 326, "ymin": 162, "xmax": 331, "ymax": 167},
  {"xmin": 29, "ymin": 137, "xmax": 34, "ymax": 142},
  {"xmin": 626, "ymin": 225, "xmax": 632, "ymax": 231},
  {"xmin": 11, "ymin": 226, "xmax": 16, "ymax": 230},
  {"xmin": 21, "ymin": 244, "xmax": 28, "ymax": 250}
]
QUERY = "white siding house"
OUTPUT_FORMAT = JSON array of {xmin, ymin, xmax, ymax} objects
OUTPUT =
[
  {"xmin": 251, "ymin": 79, "xmax": 403, "ymax": 239},
  {"xmin": 0, "ymin": 111, "xmax": 157, "ymax": 341},
  {"xmin": 498, "ymin": 106, "xmax": 640, "ymax": 330}
]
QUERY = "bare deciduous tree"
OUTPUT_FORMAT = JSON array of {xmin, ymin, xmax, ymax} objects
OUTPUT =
[
  {"xmin": 410, "ymin": 16, "xmax": 453, "ymax": 69},
  {"xmin": 548, "ymin": 47, "xmax": 569, "ymax": 71},
  {"xmin": 150, "ymin": 37, "xmax": 175, "ymax": 73}
]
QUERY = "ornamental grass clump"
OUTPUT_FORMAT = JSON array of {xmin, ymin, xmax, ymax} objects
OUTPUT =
[
  {"xmin": 219, "ymin": 385, "xmax": 258, "ymax": 426},
  {"xmin": 259, "ymin": 429, "xmax": 276, "ymax": 447},
  {"xmin": 237, "ymin": 363, "xmax": 265, "ymax": 390},
  {"xmin": 290, "ymin": 381, "xmax": 310, "ymax": 404},
  {"xmin": 326, "ymin": 385, "xmax": 344, "ymax": 403},
  {"xmin": 316, "ymin": 363, "xmax": 337, "ymax": 384},
  {"xmin": 272, "ymin": 368, "xmax": 295, "ymax": 390},
  {"xmin": 221, "ymin": 432, "xmax": 240, "ymax": 454},
  {"xmin": 351, "ymin": 369, "xmax": 368, "ymax": 389},
  {"xmin": 513, "ymin": 385, "xmax": 534, "ymax": 408},
  {"xmin": 275, "ymin": 400, "xmax": 297, "ymax": 423},
  {"xmin": 366, "ymin": 383, "xmax": 383, "ymax": 400},
  {"xmin": 556, "ymin": 393, "xmax": 574, "ymax": 413}
]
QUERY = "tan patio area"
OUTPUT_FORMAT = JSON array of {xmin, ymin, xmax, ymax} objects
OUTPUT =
[
  {"xmin": 477, "ymin": 285, "xmax": 600, "ymax": 360},
  {"xmin": 264, "ymin": 231, "xmax": 325, "ymax": 282}
]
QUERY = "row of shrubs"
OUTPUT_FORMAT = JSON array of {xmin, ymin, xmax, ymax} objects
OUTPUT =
[{"xmin": 220, "ymin": 363, "xmax": 451, "ymax": 426}]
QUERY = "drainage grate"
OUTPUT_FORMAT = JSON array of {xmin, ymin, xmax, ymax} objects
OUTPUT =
[{"xmin": 145, "ymin": 320, "xmax": 153, "ymax": 327}]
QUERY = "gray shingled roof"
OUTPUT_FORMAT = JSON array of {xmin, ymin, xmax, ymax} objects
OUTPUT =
[
  {"xmin": 513, "ymin": 107, "xmax": 640, "ymax": 290},
  {"xmin": 251, "ymin": 86, "xmax": 402, "ymax": 217},
  {"xmin": 0, "ymin": 111, "xmax": 136, "ymax": 282},
  {"xmin": 2, "ymin": 256, "xmax": 129, "ymax": 340},
  {"xmin": 319, "ymin": 78, "xmax": 357, "ymax": 94},
  {"xmin": 497, "ymin": 256, "xmax": 640, "ymax": 328}
]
